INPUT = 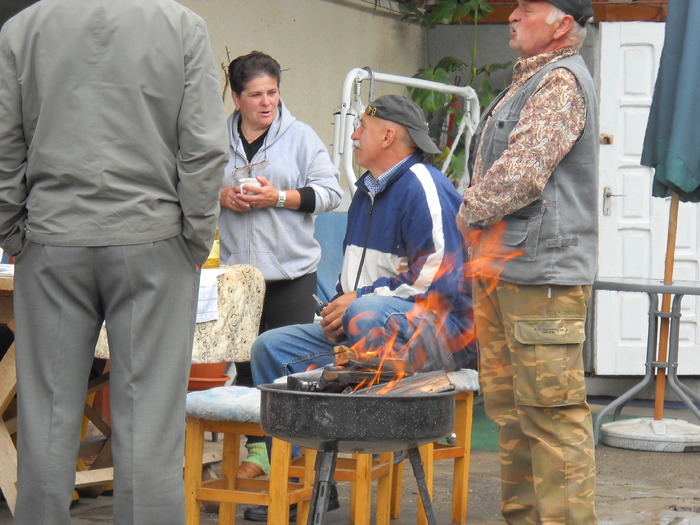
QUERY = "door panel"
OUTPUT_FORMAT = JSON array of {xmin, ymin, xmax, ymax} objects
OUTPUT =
[{"xmin": 595, "ymin": 22, "xmax": 700, "ymax": 375}]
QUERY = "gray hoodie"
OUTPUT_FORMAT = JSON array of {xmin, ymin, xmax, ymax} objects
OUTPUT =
[{"xmin": 219, "ymin": 100, "xmax": 343, "ymax": 281}]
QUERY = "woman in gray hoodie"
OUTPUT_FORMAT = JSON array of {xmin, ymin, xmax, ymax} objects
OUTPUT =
[{"xmin": 218, "ymin": 51, "xmax": 342, "ymax": 484}]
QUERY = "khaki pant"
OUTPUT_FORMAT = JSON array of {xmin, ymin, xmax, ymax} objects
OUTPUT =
[{"xmin": 474, "ymin": 279, "xmax": 597, "ymax": 525}]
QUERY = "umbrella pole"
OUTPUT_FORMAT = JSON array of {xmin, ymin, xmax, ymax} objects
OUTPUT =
[{"xmin": 654, "ymin": 191, "xmax": 680, "ymax": 420}]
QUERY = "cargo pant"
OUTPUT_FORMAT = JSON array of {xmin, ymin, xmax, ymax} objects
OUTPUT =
[{"xmin": 473, "ymin": 279, "xmax": 597, "ymax": 525}]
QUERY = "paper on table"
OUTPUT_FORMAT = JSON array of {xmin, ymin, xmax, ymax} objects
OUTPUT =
[
  {"xmin": 196, "ymin": 268, "xmax": 227, "ymax": 323},
  {"xmin": 0, "ymin": 264, "xmax": 14, "ymax": 276}
]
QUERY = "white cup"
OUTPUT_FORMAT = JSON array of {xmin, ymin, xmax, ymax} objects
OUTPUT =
[{"xmin": 239, "ymin": 177, "xmax": 262, "ymax": 195}]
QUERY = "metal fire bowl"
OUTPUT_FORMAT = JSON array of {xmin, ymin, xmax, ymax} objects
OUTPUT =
[{"xmin": 258, "ymin": 383, "xmax": 455, "ymax": 454}]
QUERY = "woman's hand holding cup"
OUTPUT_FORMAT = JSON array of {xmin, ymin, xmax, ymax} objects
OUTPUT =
[{"xmin": 237, "ymin": 176, "xmax": 277, "ymax": 209}]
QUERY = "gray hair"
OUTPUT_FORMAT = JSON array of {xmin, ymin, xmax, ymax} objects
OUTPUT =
[{"xmin": 547, "ymin": 4, "xmax": 588, "ymax": 44}]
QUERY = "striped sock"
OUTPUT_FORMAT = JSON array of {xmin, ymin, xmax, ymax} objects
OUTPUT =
[{"xmin": 245, "ymin": 441, "xmax": 270, "ymax": 475}]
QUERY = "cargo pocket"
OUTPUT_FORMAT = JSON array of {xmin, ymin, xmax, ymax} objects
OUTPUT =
[{"xmin": 513, "ymin": 317, "xmax": 586, "ymax": 407}]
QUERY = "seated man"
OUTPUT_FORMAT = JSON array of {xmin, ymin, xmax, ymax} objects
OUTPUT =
[{"xmin": 251, "ymin": 94, "xmax": 474, "ymax": 386}]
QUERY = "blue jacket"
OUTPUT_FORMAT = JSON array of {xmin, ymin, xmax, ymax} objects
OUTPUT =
[{"xmin": 336, "ymin": 153, "xmax": 474, "ymax": 365}]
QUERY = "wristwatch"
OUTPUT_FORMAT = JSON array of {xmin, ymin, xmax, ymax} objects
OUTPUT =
[{"xmin": 276, "ymin": 190, "xmax": 286, "ymax": 208}]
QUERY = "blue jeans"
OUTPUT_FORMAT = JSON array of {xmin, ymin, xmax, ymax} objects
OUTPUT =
[{"xmin": 251, "ymin": 295, "xmax": 466, "ymax": 385}]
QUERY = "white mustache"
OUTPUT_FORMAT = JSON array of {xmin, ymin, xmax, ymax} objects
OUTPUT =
[{"xmin": 352, "ymin": 140, "xmax": 361, "ymax": 149}]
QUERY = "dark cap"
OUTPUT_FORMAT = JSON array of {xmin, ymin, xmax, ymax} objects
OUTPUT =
[
  {"xmin": 543, "ymin": 0, "xmax": 593, "ymax": 26},
  {"xmin": 364, "ymin": 95, "xmax": 441, "ymax": 155}
]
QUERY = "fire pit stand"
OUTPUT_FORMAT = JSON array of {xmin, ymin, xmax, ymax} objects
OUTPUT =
[
  {"xmin": 259, "ymin": 383, "xmax": 456, "ymax": 525},
  {"xmin": 305, "ymin": 445, "xmax": 438, "ymax": 525}
]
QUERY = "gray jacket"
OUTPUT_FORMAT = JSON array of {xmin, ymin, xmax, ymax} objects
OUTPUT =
[
  {"xmin": 0, "ymin": 0, "xmax": 228, "ymax": 264},
  {"xmin": 476, "ymin": 55, "xmax": 599, "ymax": 285}
]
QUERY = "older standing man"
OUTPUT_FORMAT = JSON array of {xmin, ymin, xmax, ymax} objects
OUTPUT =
[
  {"xmin": 0, "ymin": 1, "xmax": 228, "ymax": 524},
  {"xmin": 456, "ymin": 1, "xmax": 598, "ymax": 523}
]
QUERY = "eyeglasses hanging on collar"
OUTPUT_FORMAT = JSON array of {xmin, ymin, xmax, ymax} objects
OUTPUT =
[
  {"xmin": 233, "ymin": 130, "xmax": 270, "ymax": 177},
  {"xmin": 233, "ymin": 158, "xmax": 269, "ymax": 177}
]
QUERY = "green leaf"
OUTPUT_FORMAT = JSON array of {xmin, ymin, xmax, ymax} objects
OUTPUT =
[
  {"xmin": 435, "ymin": 56, "xmax": 468, "ymax": 73},
  {"xmin": 409, "ymin": 87, "xmax": 447, "ymax": 113},
  {"xmin": 462, "ymin": 0, "xmax": 494, "ymax": 21},
  {"xmin": 414, "ymin": 66, "xmax": 452, "ymax": 84}
]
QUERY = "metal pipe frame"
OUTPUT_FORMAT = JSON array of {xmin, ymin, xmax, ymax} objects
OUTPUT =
[
  {"xmin": 592, "ymin": 281, "xmax": 700, "ymax": 444},
  {"xmin": 333, "ymin": 68, "xmax": 480, "ymax": 193}
]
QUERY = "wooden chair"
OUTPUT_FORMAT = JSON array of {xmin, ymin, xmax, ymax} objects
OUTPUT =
[
  {"xmin": 74, "ymin": 371, "xmax": 114, "ymax": 495},
  {"xmin": 288, "ymin": 451, "xmax": 395, "ymax": 525},
  {"xmin": 390, "ymin": 390, "xmax": 475, "ymax": 525},
  {"xmin": 183, "ymin": 387, "xmax": 316, "ymax": 525}
]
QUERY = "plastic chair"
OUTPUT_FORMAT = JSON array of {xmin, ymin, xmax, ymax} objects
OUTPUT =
[{"xmin": 313, "ymin": 212, "xmax": 347, "ymax": 305}]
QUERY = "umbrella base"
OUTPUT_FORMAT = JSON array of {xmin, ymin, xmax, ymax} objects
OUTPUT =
[{"xmin": 600, "ymin": 417, "xmax": 700, "ymax": 452}]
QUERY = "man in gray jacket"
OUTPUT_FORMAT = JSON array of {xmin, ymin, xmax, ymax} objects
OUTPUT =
[{"xmin": 0, "ymin": 1, "xmax": 228, "ymax": 524}]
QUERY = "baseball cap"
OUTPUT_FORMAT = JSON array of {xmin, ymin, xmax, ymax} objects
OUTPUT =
[
  {"xmin": 364, "ymin": 95, "xmax": 441, "ymax": 155},
  {"xmin": 543, "ymin": 0, "xmax": 593, "ymax": 26}
]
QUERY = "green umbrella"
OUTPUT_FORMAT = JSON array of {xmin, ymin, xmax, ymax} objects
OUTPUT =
[
  {"xmin": 642, "ymin": 0, "xmax": 700, "ymax": 202},
  {"xmin": 640, "ymin": 0, "xmax": 700, "ymax": 419}
]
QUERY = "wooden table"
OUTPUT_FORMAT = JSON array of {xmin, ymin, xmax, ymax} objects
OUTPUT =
[
  {"xmin": 0, "ymin": 273, "xmax": 18, "ymax": 513},
  {"xmin": 0, "ymin": 264, "xmax": 264, "ymax": 515}
]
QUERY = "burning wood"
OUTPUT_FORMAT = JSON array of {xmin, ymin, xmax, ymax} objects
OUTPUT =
[
  {"xmin": 286, "ymin": 345, "xmax": 455, "ymax": 395},
  {"xmin": 333, "ymin": 345, "xmax": 407, "ymax": 373},
  {"xmin": 354, "ymin": 370, "xmax": 453, "ymax": 396}
]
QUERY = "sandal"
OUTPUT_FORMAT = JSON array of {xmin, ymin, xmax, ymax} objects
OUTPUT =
[{"xmin": 237, "ymin": 461, "xmax": 265, "ymax": 478}]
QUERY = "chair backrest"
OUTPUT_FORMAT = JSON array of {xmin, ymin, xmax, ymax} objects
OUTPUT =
[{"xmin": 313, "ymin": 212, "xmax": 348, "ymax": 304}]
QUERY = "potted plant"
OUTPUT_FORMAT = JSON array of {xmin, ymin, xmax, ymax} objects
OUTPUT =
[{"xmin": 188, "ymin": 362, "xmax": 230, "ymax": 390}]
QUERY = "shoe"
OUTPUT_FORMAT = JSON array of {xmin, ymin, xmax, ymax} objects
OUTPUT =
[
  {"xmin": 237, "ymin": 461, "xmax": 266, "ymax": 478},
  {"xmin": 244, "ymin": 503, "xmax": 297, "ymax": 522},
  {"xmin": 243, "ymin": 483, "xmax": 339, "ymax": 522}
]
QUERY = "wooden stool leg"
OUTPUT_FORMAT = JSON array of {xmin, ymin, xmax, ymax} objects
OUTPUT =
[
  {"xmin": 268, "ymin": 437, "xmax": 292, "ymax": 525},
  {"xmin": 451, "ymin": 391, "xmax": 474, "ymax": 525},
  {"xmin": 389, "ymin": 460, "xmax": 404, "ymax": 519},
  {"xmin": 349, "ymin": 454, "xmax": 372, "ymax": 525},
  {"xmin": 296, "ymin": 448, "xmax": 316, "ymax": 525},
  {"xmin": 375, "ymin": 452, "xmax": 393, "ymax": 525},
  {"xmin": 218, "ymin": 430, "xmax": 240, "ymax": 523},
  {"xmin": 416, "ymin": 443, "xmax": 435, "ymax": 525},
  {"xmin": 184, "ymin": 418, "xmax": 204, "ymax": 525}
]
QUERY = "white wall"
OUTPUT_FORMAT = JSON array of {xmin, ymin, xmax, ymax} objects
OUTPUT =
[{"xmin": 181, "ymin": 0, "xmax": 424, "ymax": 149}]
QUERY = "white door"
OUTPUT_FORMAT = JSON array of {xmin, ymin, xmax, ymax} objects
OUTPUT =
[{"xmin": 595, "ymin": 22, "xmax": 700, "ymax": 375}]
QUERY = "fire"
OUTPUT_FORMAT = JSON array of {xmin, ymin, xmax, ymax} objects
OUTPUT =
[
  {"xmin": 333, "ymin": 219, "xmax": 520, "ymax": 394},
  {"xmin": 464, "ymin": 220, "xmax": 524, "ymax": 296}
]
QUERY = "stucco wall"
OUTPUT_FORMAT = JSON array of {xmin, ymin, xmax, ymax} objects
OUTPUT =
[{"xmin": 181, "ymin": 0, "xmax": 424, "ymax": 149}]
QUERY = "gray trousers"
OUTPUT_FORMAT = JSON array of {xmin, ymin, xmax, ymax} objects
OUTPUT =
[{"xmin": 12, "ymin": 237, "xmax": 200, "ymax": 525}]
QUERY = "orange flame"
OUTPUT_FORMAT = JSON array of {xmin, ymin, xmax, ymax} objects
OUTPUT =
[
  {"xmin": 339, "ymin": 219, "xmax": 520, "ymax": 394},
  {"xmin": 463, "ymin": 220, "xmax": 524, "ymax": 296}
]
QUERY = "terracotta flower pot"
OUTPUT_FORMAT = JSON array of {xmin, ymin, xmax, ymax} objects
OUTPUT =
[{"xmin": 188, "ymin": 362, "xmax": 230, "ymax": 391}]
